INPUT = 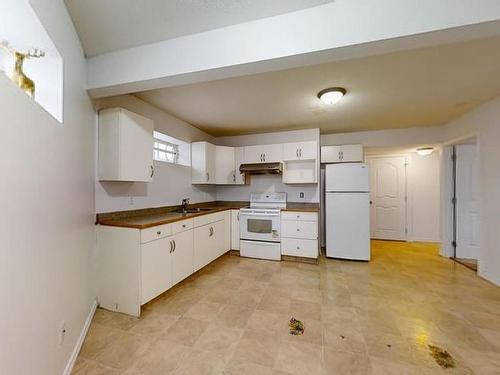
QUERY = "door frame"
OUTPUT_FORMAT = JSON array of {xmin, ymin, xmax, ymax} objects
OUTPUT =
[{"xmin": 366, "ymin": 154, "xmax": 410, "ymax": 242}]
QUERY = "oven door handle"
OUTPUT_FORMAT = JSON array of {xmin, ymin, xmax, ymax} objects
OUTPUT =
[{"xmin": 239, "ymin": 211, "xmax": 281, "ymax": 217}]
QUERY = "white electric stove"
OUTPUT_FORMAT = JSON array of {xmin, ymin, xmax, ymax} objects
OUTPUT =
[{"xmin": 239, "ymin": 193, "xmax": 286, "ymax": 261}]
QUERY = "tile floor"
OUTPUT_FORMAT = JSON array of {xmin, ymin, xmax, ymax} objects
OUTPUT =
[{"xmin": 73, "ymin": 241, "xmax": 500, "ymax": 374}]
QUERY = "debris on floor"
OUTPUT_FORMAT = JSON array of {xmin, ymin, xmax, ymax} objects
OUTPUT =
[
  {"xmin": 428, "ymin": 345, "xmax": 456, "ymax": 369},
  {"xmin": 289, "ymin": 317, "xmax": 304, "ymax": 335}
]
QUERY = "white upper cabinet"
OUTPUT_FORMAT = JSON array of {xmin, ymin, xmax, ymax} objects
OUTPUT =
[
  {"xmin": 215, "ymin": 146, "xmax": 236, "ymax": 184},
  {"xmin": 234, "ymin": 147, "xmax": 246, "ymax": 185},
  {"xmin": 321, "ymin": 144, "xmax": 363, "ymax": 163},
  {"xmin": 244, "ymin": 144, "xmax": 283, "ymax": 163},
  {"xmin": 98, "ymin": 108, "xmax": 154, "ymax": 182},
  {"xmin": 283, "ymin": 141, "xmax": 317, "ymax": 161},
  {"xmin": 341, "ymin": 144, "xmax": 364, "ymax": 162},
  {"xmin": 191, "ymin": 141, "xmax": 216, "ymax": 184}
]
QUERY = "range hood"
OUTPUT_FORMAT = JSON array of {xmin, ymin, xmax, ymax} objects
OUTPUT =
[{"xmin": 239, "ymin": 162, "xmax": 282, "ymax": 175}]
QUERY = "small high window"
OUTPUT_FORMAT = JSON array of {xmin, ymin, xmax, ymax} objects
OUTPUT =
[{"xmin": 153, "ymin": 131, "xmax": 190, "ymax": 166}]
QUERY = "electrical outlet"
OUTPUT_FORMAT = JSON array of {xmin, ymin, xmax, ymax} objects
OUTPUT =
[
  {"xmin": 129, "ymin": 196, "xmax": 134, "ymax": 205},
  {"xmin": 59, "ymin": 321, "xmax": 66, "ymax": 346},
  {"xmin": 299, "ymin": 192, "xmax": 305, "ymax": 199}
]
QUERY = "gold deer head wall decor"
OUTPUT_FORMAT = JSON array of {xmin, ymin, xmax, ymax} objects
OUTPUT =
[{"xmin": 0, "ymin": 40, "xmax": 45, "ymax": 98}]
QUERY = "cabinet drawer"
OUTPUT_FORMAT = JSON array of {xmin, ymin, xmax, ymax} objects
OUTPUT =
[
  {"xmin": 193, "ymin": 211, "xmax": 225, "ymax": 227},
  {"xmin": 281, "ymin": 211, "xmax": 318, "ymax": 222},
  {"xmin": 282, "ymin": 220, "xmax": 318, "ymax": 239},
  {"xmin": 171, "ymin": 218, "xmax": 193, "ymax": 234},
  {"xmin": 281, "ymin": 238, "xmax": 318, "ymax": 258},
  {"xmin": 141, "ymin": 223, "xmax": 172, "ymax": 244}
]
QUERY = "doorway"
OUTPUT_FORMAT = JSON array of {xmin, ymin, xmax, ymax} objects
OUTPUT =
[
  {"xmin": 367, "ymin": 156, "xmax": 408, "ymax": 241},
  {"xmin": 452, "ymin": 140, "xmax": 480, "ymax": 271}
]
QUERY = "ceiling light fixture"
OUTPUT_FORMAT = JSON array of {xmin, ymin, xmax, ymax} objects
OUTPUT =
[
  {"xmin": 318, "ymin": 87, "xmax": 346, "ymax": 105},
  {"xmin": 416, "ymin": 147, "xmax": 434, "ymax": 156}
]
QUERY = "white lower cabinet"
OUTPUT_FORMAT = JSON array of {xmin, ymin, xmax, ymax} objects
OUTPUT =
[
  {"xmin": 171, "ymin": 229, "xmax": 194, "ymax": 286},
  {"xmin": 194, "ymin": 218, "xmax": 226, "ymax": 271},
  {"xmin": 97, "ymin": 212, "xmax": 230, "ymax": 317},
  {"xmin": 281, "ymin": 211, "xmax": 319, "ymax": 259},
  {"xmin": 230, "ymin": 209, "xmax": 240, "ymax": 250},
  {"xmin": 141, "ymin": 237, "xmax": 172, "ymax": 304}
]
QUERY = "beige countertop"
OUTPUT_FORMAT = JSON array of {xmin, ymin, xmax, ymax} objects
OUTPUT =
[{"xmin": 97, "ymin": 201, "xmax": 319, "ymax": 229}]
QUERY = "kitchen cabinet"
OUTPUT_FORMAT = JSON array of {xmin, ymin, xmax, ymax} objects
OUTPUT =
[
  {"xmin": 244, "ymin": 144, "xmax": 283, "ymax": 163},
  {"xmin": 141, "ymin": 237, "xmax": 172, "ymax": 304},
  {"xmin": 192, "ymin": 141, "xmax": 216, "ymax": 184},
  {"xmin": 283, "ymin": 141, "xmax": 317, "ymax": 161},
  {"xmin": 281, "ymin": 211, "xmax": 319, "ymax": 259},
  {"xmin": 321, "ymin": 144, "xmax": 364, "ymax": 163},
  {"xmin": 96, "ymin": 212, "xmax": 231, "ymax": 317},
  {"xmin": 215, "ymin": 146, "xmax": 235, "ymax": 184},
  {"xmin": 282, "ymin": 141, "xmax": 318, "ymax": 184},
  {"xmin": 98, "ymin": 107, "xmax": 154, "ymax": 182},
  {"xmin": 230, "ymin": 209, "xmax": 240, "ymax": 250}
]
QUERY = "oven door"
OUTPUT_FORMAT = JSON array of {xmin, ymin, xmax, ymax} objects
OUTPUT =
[{"xmin": 240, "ymin": 212, "xmax": 280, "ymax": 242}]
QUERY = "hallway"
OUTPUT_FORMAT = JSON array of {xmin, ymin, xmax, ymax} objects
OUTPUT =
[{"xmin": 74, "ymin": 241, "xmax": 500, "ymax": 374}]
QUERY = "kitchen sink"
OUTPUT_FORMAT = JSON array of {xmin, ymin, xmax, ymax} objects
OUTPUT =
[{"xmin": 174, "ymin": 207, "xmax": 215, "ymax": 214}]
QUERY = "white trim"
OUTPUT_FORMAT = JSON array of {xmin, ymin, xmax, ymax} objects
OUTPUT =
[{"xmin": 62, "ymin": 300, "xmax": 97, "ymax": 375}]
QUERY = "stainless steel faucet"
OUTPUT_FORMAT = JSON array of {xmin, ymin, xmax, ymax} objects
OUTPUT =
[{"xmin": 181, "ymin": 198, "xmax": 190, "ymax": 212}]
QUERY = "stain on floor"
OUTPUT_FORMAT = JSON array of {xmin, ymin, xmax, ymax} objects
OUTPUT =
[
  {"xmin": 289, "ymin": 317, "xmax": 304, "ymax": 335},
  {"xmin": 428, "ymin": 344, "xmax": 456, "ymax": 369}
]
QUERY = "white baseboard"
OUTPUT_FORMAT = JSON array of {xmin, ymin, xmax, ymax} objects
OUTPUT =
[{"xmin": 63, "ymin": 299, "xmax": 97, "ymax": 375}]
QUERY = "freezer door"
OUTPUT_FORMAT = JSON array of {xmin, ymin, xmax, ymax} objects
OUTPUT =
[
  {"xmin": 325, "ymin": 163, "xmax": 369, "ymax": 192},
  {"xmin": 326, "ymin": 192, "xmax": 370, "ymax": 260}
]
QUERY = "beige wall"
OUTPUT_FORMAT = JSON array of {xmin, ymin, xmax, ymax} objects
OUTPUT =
[{"xmin": 0, "ymin": 1, "xmax": 95, "ymax": 373}]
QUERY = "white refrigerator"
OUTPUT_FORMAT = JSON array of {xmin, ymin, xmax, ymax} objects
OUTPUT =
[{"xmin": 325, "ymin": 163, "xmax": 370, "ymax": 261}]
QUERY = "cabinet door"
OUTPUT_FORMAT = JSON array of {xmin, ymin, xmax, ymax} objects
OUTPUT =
[
  {"xmin": 206, "ymin": 142, "xmax": 216, "ymax": 184},
  {"xmin": 340, "ymin": 144, "xmax": 364, "ymax": 162},
  {"xmin": 231, "ymin": 210, "xmax": 240, "ymax": 250},
  {"xmin": 298, "ymin": 141, "xmax": 318, "ymax": 160},
  {"xmin": 212, "ymin": 219, "xmax": 227, "ymax": 258},
  {"xmin": 141, "ymin": 237, "xmax": 172, "ymax": 304},
  {"xmin": 244, "ymin": 145, "xmax": 265, "ymax": 163},
  {"xmin": 261, "ymin": 144, "xmax": 283, "ymax": 163},
  {"xmin": 215, "ymin": 146, "xmax": 235, "ymax": 184},
  {"xmin": 283, "ymin": 143, "xmax": 301, "ymax": 161},
  {"xmin": 171, "ymin": 229, "xmax": 194, "ymax": 286},
  {"xmin": 234, "ymin": 147, "xmax": 246, "ymax": 184},
  {"xmin": 194, "ymin": 224, "xmax": 215, "ymax": 271},
  {"xmin": 98, "ymin": 108, "xmax": 154, "ymax": 182},
  {"xmin": 320, "ymin": 145, "xmax": 342, "ymax": 163},
  {"xmin": 192, "ymin": 142, "xmax": 216, "ymax": 184},
  {"xmin": 120, "ymin": 109, "xmax": 154, "ymax": 182}
]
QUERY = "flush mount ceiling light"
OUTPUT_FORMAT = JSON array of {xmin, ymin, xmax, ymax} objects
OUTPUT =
[
  {"xmin": 416, "ymin": 147, "xmax": 434, "ymax": 156},
  {"xmin": 318, "ymin": 87, "xmax": 346, "ymax": 105}
]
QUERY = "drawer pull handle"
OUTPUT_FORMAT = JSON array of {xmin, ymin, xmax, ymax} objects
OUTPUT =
[
  {"xmin": 296, "ymin": 215, "xmax": 300, "ymax": 219},
  {"xmin": 182, "ymin": 224, "xmax": 186, "ymax": 228},
  {"xmin": 297, "ymin": 228, "xmax": 300, "ymax": 231},
  {"xmin": 157, "ymin": 231, "xmax": 161, "ymax": 235},
  {"xmin": 296, "ymin": 246, "xmax": 300, "ymax": 250}
]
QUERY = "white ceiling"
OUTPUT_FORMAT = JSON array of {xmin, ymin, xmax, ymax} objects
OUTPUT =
[
  {"xmin": 135, "ymin": 36, "xmax": 500, "ymax": 136},
  {"xmin": 65, "ymin": 0, "xmax": 333, "ymax": 57}
]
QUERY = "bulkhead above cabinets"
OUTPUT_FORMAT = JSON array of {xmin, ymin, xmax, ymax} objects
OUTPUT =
[
  {"xmin": 98, "ymin": 107, "xmax": 154, "ymax": 182},
  {"xmin": 191, "ymin": 140, "xmax": 319, "ymax": 185}
]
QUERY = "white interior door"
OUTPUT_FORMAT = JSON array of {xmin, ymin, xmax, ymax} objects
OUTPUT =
[
  {"xmin": 455, "ymin": 144, "xmax": 481, "ymax": 259},
  {"xmin": 368, "ymin": 156, "xmax": 407, "ymax": 240}
]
